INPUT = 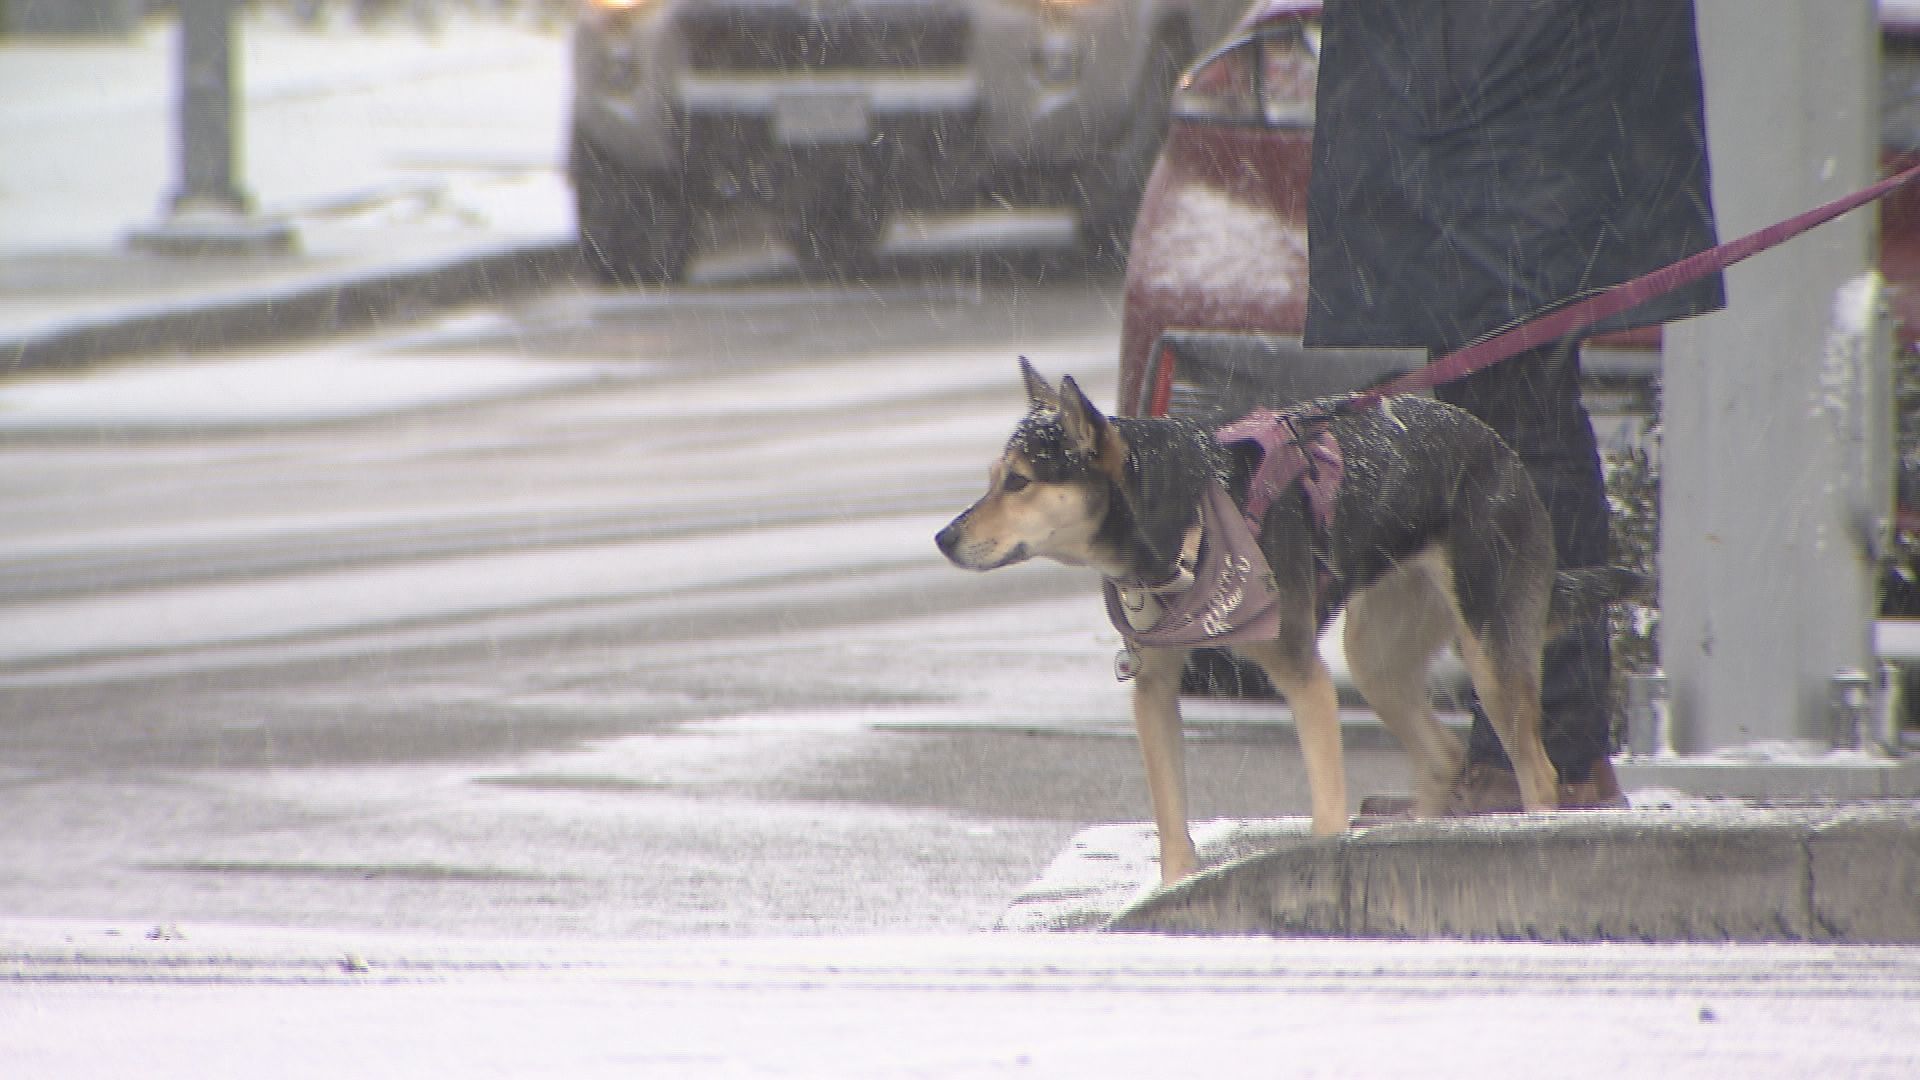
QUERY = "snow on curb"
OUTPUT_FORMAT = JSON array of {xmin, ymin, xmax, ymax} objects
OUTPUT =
[{"xmin": 997, "ymin": 818, "xmax": 1317, "ymax": 931}]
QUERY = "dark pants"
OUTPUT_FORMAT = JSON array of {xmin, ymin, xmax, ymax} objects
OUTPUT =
[{"xmin": 1435, "ymin": 339, "xmax": 1614, "ymax": 781}]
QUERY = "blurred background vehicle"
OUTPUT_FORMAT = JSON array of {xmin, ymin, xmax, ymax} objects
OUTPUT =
[{"xmin": 566, "ymin": 0, "xmax": 1246, "ymax": 283}]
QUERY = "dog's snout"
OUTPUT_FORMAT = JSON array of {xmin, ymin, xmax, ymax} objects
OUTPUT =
[{"xmin": 934, "ymin": 522, "xmax": 961, "ymax": 559}]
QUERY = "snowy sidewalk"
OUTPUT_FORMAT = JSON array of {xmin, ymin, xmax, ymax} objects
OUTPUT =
[
  {"xmin": 0, "ymin": 11, "xmax": 576, "ymax": 371},
  {"xmin": 5, "ymin": 917, "xmax": 1918, "ymax": 1079}
]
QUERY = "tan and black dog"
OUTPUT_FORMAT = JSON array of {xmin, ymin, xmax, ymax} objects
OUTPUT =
[{"xmin": 937, "ymin": 360, "xmax": 1628, "ymax": 885}]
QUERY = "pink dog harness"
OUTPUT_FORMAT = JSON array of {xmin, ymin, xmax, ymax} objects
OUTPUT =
[{"xmin": 1104, "ymin": 408, "xmax": 1343, "ymax": 656}]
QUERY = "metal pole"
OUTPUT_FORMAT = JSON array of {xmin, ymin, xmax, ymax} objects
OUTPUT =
[
  {"xmin": 173, "ymin": 0, "xmax": 244, "ymax": 215},
  {"xmin": 1631, "ymin": 0, "xmax": 1920, "ymax": 795},
  {"xmin": 129, "ymin": 0, "xmax": 295, "ymax": 255}
]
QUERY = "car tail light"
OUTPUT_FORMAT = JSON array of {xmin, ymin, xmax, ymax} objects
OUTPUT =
[{"xmin": 1172, "ymin": 21, "xmax": 1320, "ymax": 128}]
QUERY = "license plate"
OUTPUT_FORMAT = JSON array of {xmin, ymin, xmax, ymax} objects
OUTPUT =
[{"xmin": 773, "ymin": 92, "xmax": 869, "ymax": 145}]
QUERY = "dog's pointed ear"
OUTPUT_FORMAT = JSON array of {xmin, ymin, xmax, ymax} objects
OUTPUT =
[
  {"xmin": 1058, "ymin": 376, "xmax": 1110, "ymax": 462},
  {"xmin": 1020, "ymin": 356, "xmax": 1060, "ymax": 409}
]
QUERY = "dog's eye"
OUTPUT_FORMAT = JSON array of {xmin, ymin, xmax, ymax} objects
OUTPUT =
[{"xmin": 1003, "ymin": 473, "xmax": 1030, "ymax": 493}]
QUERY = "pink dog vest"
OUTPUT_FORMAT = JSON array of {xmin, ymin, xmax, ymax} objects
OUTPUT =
[{"xmin": 1104, "ymin": 408, "xmax": 1343, "ymax": 651}]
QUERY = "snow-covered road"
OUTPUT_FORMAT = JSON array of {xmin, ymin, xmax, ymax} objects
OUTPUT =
[
  {"xmin": 6, "ymin": 922, "xmax": 1918, "ymax": 1079},
  {"xmin": 8, "ymin": 276, "xmax": 1357, "ymax": 940}
]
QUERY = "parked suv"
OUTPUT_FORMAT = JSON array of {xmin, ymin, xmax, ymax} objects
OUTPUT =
[{"xmin": 569, "ymin": 0, "xmax": 1245, "ymax": 283}]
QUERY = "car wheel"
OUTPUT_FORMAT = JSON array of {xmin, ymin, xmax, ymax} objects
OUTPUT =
[
  {"xmin": 571, "ymin": 131, "xmax": 694, "ymax": 286},
  {"xmin": 1077, "ymin": 28, "xmax": 1187, "ymax": 266}
]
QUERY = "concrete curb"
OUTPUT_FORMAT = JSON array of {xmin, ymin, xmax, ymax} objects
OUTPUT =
[
  {"xmin": 1100, "ymin": 807, "xmax": 1920, "ymax": 943},
  {"xmin": 0, "ymin": 238, "xmax": 582, "ymax": 375}
]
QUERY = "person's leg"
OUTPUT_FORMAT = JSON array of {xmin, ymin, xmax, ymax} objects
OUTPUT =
[{"xmin": 1435, "ymin": 338, "xmax": 1623, "ymax": 805}]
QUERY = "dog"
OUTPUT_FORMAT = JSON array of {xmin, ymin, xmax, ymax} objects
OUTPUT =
[{"xmin": 937, "ymin": 359, "xmax": 1629, "ymax": 885}]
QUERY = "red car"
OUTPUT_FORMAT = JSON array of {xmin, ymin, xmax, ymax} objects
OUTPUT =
[{"xmin": 1117, "ymin": 0, "xmax": 1920, "ymax": 421}]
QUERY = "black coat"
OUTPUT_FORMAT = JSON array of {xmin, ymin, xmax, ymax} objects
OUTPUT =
[{"xmin": 1303, "ymin": 0, "xmax": 1725, "ymax": 353}]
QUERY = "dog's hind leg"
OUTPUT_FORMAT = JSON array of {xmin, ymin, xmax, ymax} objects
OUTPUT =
[
  {"xmin": 1344, "ymin": 562, "xmax": 1466, "ymax": 817},
  {"xmin": 1130, "ymin": 645, "xmax": 1198, "ymax": 885},
  {"xmin": 1453, "ymin": 622, "xmax": 1560, "ymax": 813},
  {"xmin": 1234, "ymin": 638, "xmax": 1348, "ymax": 836}
]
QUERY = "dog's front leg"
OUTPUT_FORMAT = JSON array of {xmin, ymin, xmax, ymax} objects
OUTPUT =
[
  {"xmin": 1130, "ymin": 646, "xmax": 1197, "ymax": 885},
  {"xmin": 1237, "ymin": 642, "xmax": 1348, "ymax": 836}
]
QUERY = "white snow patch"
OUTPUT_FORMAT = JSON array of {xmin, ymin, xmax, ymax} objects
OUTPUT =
[
  {"xmin": 998, "ymin": 818, "xmax": 1316, "ymax": 931},
  {"xmin": 1816, "ymin": 271, "xmax": 1884, "ymax": 416},
  {"xmin": 295, "ymin": 170, "xmax": 573, "ymax": 237},
  {"xmin": 1624, "ymin": 787, "xmax": 1725, "ymax": 810},
  {"xmin": 1694, "ymin": 738, "xmax": 1900, "ymax": 765},
  {"xmin": 1135, "ymin": 185, "xmax": 1309, "ymax": 294}
]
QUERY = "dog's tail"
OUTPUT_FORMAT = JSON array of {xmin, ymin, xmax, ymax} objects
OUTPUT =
[{"xmin": 1547, "ymin": 567, "xmax": 1652, "ymax": 638}]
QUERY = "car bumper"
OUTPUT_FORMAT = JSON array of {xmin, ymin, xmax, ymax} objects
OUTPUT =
[{"xmin": 570, "ymin": 0, "xmax": 1147, "ymax": 184}]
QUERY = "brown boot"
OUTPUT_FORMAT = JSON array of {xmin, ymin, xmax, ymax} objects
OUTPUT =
[
  {"xmin": 1559, "ymin": 756, "xmax": 1630, "ymax": 809},
  {"xmin": 1446, "ymin": 757, "xmax": 1630, "ymax": 815},
  {"xmin": 1355, "ymin": 758, "xmax": 1629, "ymax": 825}
]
